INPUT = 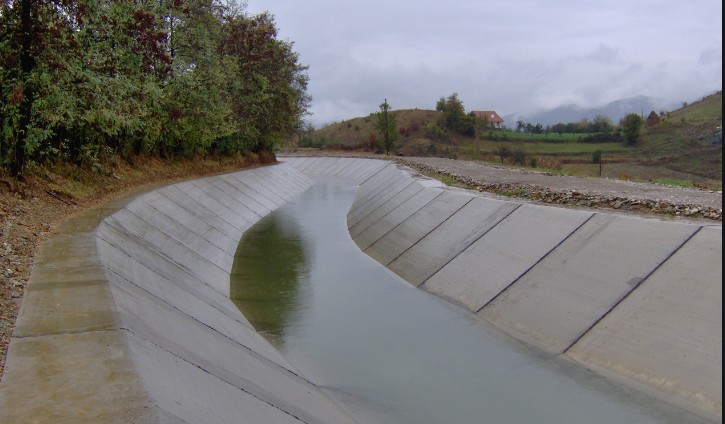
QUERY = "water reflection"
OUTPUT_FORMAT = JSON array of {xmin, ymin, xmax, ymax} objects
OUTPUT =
[
  {"xmin": 229, "ymin": 175, "xmax": 713, "ymax": 424},
  {"xmin": 230, "ymin": 215, "xmax": 310, "ymax": 348}
]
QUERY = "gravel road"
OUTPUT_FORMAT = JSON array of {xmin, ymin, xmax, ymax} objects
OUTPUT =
[{"xmin": 402, "ymin": 156, "xmax": 722, "ymax": 210}]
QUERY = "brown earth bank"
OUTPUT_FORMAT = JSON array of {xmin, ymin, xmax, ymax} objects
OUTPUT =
[{"xmin": 0, "ymin": 153, "xmax": 275, "ymax": 380}]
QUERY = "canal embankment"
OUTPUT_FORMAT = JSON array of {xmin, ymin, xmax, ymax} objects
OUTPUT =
[
  {"xmin": 286, "ymin": 156, "xmax": 722, "ymax": 421},
  {"xmin": 0, "ymin": 156, "xmax": 720, "ymax": 423}
]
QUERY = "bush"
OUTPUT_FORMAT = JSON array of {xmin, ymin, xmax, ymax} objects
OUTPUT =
[
  {"xmin": 592, "ymin": 149, "xmax": 603, "ymax": 164},
  {"xmin": 410, "ymin": 121, "xmax": 421, "ymax": 132},
  {"xmin": 529, "ymin": 157, "xmax": 538, "ymax": 168},
  {"xmin": 511, "ymin": 146, "xmax": 528, "ymax": 165}
]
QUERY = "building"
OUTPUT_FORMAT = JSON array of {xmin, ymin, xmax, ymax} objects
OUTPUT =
[{"xmin": 471, "ymin": 111, "xmax": 505, "ymax": 129}]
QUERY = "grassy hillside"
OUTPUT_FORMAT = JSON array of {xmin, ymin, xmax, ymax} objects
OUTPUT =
[{"xmin": 300, "ymin": 92, "xmax": 722, "ymax": 189}]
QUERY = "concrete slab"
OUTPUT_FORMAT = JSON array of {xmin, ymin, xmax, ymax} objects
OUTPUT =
[
  {"xmin": 352, "ymin": 166, "xmax": 400, "ymax": 208},
  {"xmin": 103, "ymin": 211, "xmax": 231, "ymax": 284},
  {"xmin": 350, "ymin": 166, "xmax": 409, "ymax": 209},
  {"xmin": 347, "ymin": 172, "xmax": 410, "ymax": 223},
  {"xmin": 188, "ymin": 178, "xmax": 267, "ymax": 224},
  {"xmin": 353, "ymin": 164, "xmax": 399, "ymax": 196},
  {"xmin": 96, "ymin": 220, "xmax": 229, "ymax": 296},
  {"xmin": 423, "ymin": 205, "xmax": 594, "ymax": 312},
  {"xmin": 30, "ymin": 232, "xmax": 98, "ymax": 270},
  {"xmin": 250, "ymin": 166, "xmax": 300, "ymax": 200},
  {"xmin": 311, "ymin": 158, "xmax": 342, "ymax": 176},
  {"xmin": 567, "ymin": 226, "xmax": 722, "ymax": 417},
  {"xmin": 125, "ymin": 332, "xmax": 314, "ymax": 424},
  {"xmin": 95, "ymin": 238, "xmax": 249, "ymax": 326},
  {"xmin": 347, "ymin": 160, "xmax": 388, "ymax": 184},
  {"xmin": 354, "ymin": 187, "xmax": 442, "ymax": 251},
  {"xmin": 334, "ymin": 158, "xmax": 372, "ymax": 180},
  {"xmin": 12, "ymin": 275, "xmax": 119, "ymax": 337},
  {"xmin": 105, "ymin": 269, "xmax": 293, "ymax": 372},
  {"xmin": 246, "ymin": 168, "xmax": 296, "ymax": 202},
  {"xmin": 347, "ymin": 179, "xmax": 417, "ymax": 229},
  {"xmin": 225, "ymin": 172, "xmax": 286, "ymax": 208},
  {"xmin": 304, "ymin": 157, "xmax": 336, "ymax": 174},
  {"xmin": 212, "ymin": 174, "xmax": 273, "ymax": 217},
  {"xmin": 123, "ymin": 202, "xmax": 235, "ymax": 270},
  {"xmin": 349, "ymin": 181, "xmax": 425, "ymax": 237},
  {"xmin": 477, "ymin": 213, "xmax": 701, "ymax": 353},
  {"xmin": 0, "ymin": 330, "xmax": 159, "ymax": 423},
  {"xmin": 112, "ymin": 283, "xmax": 358, "ymax": 424},
  {"xmin": 139, "ymin": 191, "xmax": 240, "ymax": 255},
  {"xmin": 364, "ymin": 191, "xmax": 474, "ymax": 267},
  {"xmin": 388, "ymin": 198, "xmax": 521, "ymax": 287},
  {"xmin": 285, "ymin": 156, "xmax": 314, "ymax": 171},
  {"xmin": 174, "ymin": 181, "xmax": 257, "ymax": 231},
  {"xmin": 273, "ymin": 164, "xmax": 315, "ymax": 192},
  {"xmin": 324, "ymin": 158, "xmax": 357, "ymax": 177},
  {"xmin": 157, "ymin": 185, "xmax": 246, "ymax": 238},
  {"xmin": 298, "ymin": 157, "xmax": 328, "ymax": 173}
]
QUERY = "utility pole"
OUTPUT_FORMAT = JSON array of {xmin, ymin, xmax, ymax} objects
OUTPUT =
[{"xmin": 599, "ymin": 153, "xmax": 603, "ymax": 177}]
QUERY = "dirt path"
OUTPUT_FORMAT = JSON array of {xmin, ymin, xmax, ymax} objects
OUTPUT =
[{"xmin": 403, "ymin": 157, "xmax": 722, "ymax": 210}]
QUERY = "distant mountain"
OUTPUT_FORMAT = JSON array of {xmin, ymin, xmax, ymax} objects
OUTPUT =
[{"xmin": 505, "ymin": 95, "xmax": 681, "ymax": 126}]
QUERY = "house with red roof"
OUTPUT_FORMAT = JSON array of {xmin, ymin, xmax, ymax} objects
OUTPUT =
[{"xmin": 471, "ymin": 111, "xmax": 505, "ymax": 129}]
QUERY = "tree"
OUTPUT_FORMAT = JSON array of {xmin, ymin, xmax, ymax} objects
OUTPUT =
[
  {"xmin": 516, "ymin": 120, "xmax": 525, "ymax": 133},
  {"xmin": 494, "ymin": 144, "xmax": 511, "ymax": 164},
  {"xmin": 620, "ymin": 113, "xmax": 645, "ymax": 146},
  {"xmin": 373, "ymin": 99, "xmax": 398, "ymax": 155},
  {"xmin": 436, "ymin": 93, "xmax": 466, "ymax": 133}
]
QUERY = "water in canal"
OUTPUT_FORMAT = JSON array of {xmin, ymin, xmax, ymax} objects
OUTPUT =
[{"xmin": 231, "ymin": 175, "xmax": 710, "ymax": 424}]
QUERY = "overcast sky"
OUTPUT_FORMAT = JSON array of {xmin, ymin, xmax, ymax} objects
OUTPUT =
[{"xmin": 245, "ymin": 0, "xmax": 722, "ymax": 125}]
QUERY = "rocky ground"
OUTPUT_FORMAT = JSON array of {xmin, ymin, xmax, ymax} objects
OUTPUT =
[
  {"xmin": 0, "ymin": 155, "xmax": 266, "ymax": 381},
  {"xmin": 400, "ymin": 157, "xmax": 723, "ymax": 221},
  {"xmin": 280, "ymin": 151, "xmax": 722, "ymax": 221}
]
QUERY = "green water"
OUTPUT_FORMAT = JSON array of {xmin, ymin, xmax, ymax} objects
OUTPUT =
[{"xmin": 231, "ymin": 175, "xmax": 711, "ymax": 424}]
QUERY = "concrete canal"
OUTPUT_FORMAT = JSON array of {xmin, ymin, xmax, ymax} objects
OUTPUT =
[{"xmin": 231, "ymin": 175, "xmax": 709, "ymax": 424}]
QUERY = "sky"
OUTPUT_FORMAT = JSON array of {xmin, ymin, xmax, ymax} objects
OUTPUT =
[{"xmin": 245, "ymin": 0, "xmax": 722, "ymax": 126}]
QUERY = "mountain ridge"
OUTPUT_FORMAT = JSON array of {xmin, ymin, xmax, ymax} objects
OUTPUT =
[{"xmin": 504, "ymin": 95, "xmax": 685, "ymax": 126}]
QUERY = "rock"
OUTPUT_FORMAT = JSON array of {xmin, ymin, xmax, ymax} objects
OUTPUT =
[
  {"xmin": 613, "ymin": 201, "xmax": 624, "ymax": 209},
  {"xmin": 11, "ymin": 291, "xmax": 20, "ymax": 298}
]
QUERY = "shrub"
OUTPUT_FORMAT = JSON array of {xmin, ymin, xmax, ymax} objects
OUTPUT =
[
  {"xmin": 592, "ymin": 149, "xmax": 603, "ymax": 164},
  {"xmin": 529, "ymin": 157, "xmax": 538, "ymax": 168},
  {"xmin": 511, "ymin": 146, "xmax": 528, "ymax": 165},
  {"xmin": 410, "ymin": 121, "xmax": 421, "ymax": 132}
]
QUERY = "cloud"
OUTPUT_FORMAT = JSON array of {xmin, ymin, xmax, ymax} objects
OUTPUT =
[{"xmin": 246, "ymin": 0, "xmax": 723, "ymax": 125}]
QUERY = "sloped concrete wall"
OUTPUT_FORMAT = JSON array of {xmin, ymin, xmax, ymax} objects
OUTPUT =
[
  {"xmin": 286, "ymin": 156, "xmax": 722, "ymax": 420},
  {"xmin": 0, "ymin": 163, "xmax": 359, "ymax": 424}
]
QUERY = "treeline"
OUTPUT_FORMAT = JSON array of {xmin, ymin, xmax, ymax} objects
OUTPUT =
[
  {"xmin": 514, "ymin": 115, "xmax": 616, "ymax": 136},
  {"xmin": 0, "ymin": 0, "xmax": 310, "ymax": 178}
]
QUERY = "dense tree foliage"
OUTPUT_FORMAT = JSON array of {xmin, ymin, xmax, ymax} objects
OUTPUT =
[
  {"xmin": 619, "ymin": 113, "xmax": 645, "ymax": 146},
  {"xmin": 0, "ymin": 0, "xmax": 309, "ymax": 178}
]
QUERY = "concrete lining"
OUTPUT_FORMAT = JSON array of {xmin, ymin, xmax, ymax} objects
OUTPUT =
[
  {"xmin": 2, "ymin": 156, "xmax": 721, "ymax": 422},
  {"xmin": 0, "ymin": 163, "xmax": 359, "ymax": 423},
  {"xmin": 288, "ymin": 156, "xmax": 721, "ymax": 419}
]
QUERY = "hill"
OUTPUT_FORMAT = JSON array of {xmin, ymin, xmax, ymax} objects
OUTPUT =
[{"xmin": 300, "ymin": 92, "xmax": 722, "ymax": 189}]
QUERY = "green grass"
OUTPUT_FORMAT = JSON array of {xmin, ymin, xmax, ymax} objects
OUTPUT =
[
  {"xmin": 497, "ymin": 189, "xmax": 528, "ymax": 197},
  {"xmin": 439, "ymin": 175, "xmax": 457, "ymax": 186},
  {"xmin": 499, "ymin": 131, "xmax": 590, "ymax": 141},
  {"xmin": 652, "ymin": 178, "xmax": 695, "ymax": 188}
]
